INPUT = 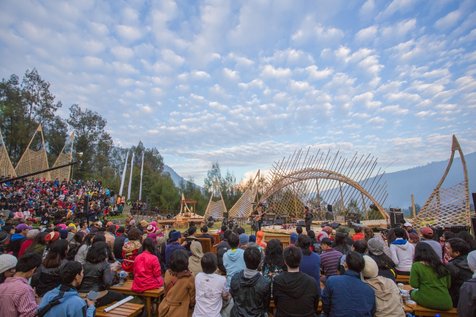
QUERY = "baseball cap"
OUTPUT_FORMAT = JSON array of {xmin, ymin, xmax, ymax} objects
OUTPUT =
[
  {"xmin": 403, "ymin": 222, "xmax": 413, "ymax": 227},
  {"xmin": 420, "ymin": 227, "xmax": 433, "ymax": 237}
]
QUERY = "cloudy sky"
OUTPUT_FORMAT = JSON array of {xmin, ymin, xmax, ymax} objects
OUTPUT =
[{"xmin": 1, "ymin": 0, "xmax": 475, "ymax": 185}]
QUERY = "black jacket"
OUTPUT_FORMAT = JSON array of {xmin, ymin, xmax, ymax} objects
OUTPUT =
[
  {"xmin": 113, "ymin": 235, "xmax": 126, "ymax": 259},
  {"xmin": 78, "ymin": 261, "xmax": 113, "ymax": 292},
  {"xmin": 447, "ymin": 255, "xmax": 473, "ymax": 307},
  {"xmin": 230, "ymin": 270, "xmax": 270, "ymax": 317},
  {"xmin": 457, "ymin": 278, "xmax": 476, "ymax": 317},
  {"xmin": 273, "ymin": 271, "xmax": 319, "ymax": 317}
]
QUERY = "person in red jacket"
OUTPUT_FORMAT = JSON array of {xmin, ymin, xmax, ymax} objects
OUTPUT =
[{"xmin": 132, "ymin": 238, "xmax": 164, "ymax": 292}]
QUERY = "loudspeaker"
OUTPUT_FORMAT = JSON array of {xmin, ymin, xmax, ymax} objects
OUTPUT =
[
  {"xmin": 327, "ymin": 204, "xmax": 333, "ymax": 212},
  {"xmin": 389, "ymin": 211, "xmax": 404, "ymax": 228}
]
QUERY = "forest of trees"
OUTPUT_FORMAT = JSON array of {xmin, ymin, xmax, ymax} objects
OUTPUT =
[{"xmin": 0, "ymin": 69, "xmax": 243, "ymax": 214}]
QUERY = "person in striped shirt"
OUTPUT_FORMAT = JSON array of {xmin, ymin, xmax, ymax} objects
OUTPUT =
[
  {"xmin": 0, "ymin": 252, "xmax": 42, "ymax": 317},
  {"xmin": 320, "ymin": 238, "xmax": 343, "ymax": 284}
]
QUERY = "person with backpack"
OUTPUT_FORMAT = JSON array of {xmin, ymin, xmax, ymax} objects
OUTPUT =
[{"xmin": 38, "ymin": 261, "xmax": 95, "ymax": 317}]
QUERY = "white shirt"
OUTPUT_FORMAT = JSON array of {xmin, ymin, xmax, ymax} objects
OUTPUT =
[
  {"xmin": 192, "ymin": 272, "xmax": 227, "ymax": 317},
  {"xmin": 389, "ymin": 239, "xmax": 415, "ymax": 272}
]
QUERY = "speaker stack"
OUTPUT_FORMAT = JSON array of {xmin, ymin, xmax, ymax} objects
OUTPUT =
[{"xmin": 389, "ymin": 208, "xmax": 404, "ymax": 228}]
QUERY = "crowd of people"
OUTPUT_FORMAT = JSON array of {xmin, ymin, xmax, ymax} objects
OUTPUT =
[{"xmin": 1, "ymin": 179, "xmax": 476, "ymax": 317}]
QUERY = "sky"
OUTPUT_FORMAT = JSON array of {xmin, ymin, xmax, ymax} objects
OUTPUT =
[{"xmin": 0, "ymin": 0, "xmax": 475, "ymax": 186}]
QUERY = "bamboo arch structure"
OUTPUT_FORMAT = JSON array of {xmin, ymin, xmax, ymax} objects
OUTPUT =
[
  {"xmin": 413, "ymin": 135, "xmax": 470, "ymax": 228},
  {"xmin": 257, "ymin": 148, "xmax": 388, "ymax": 221},
  {"xmin": 50, "ymin": 132, "xmax": 74, "ymax": 181},
  {"xmin": 0, "ymin": 129, "xmax": 17, "ymax": 178},
  {"xmin": 15, "ymin": 124, "xmax": 51, "ymax": 180}
]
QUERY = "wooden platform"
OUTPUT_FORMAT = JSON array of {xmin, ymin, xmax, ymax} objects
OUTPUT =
[{"xmin": 110, "ymin": 280, "xmax": 163, "ymax": 317}]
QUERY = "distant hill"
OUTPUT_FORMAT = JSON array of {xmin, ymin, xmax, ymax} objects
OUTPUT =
[
  {"xmin": 381, "ymin": 151, "xmax": 476, "ymax": 209},
  {"xmin": 162, "ymin": 164, "xmax": 202, "ymax": 190}
]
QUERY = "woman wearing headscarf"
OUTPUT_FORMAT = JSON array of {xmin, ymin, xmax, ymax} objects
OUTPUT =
[{"xmin": 188, "ymin": 240, "xmax": 203, "ymax": 275}]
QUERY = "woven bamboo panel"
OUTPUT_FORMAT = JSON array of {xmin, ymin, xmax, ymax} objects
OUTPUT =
[
  {"xmin": 204, "ymin": 198, "xmax": 227, "ymax": 219},
  {"xmin": 15, "ymin": 148, "xmax": 51, "ymax": 180},
  {"xmin": 50, "ymin": 151, "xmax": 72, "ymax": 181},
  {"xmin": 228, "ymin": 188, "xmax": 257, "ymax": 218},
  {"xmin": 0, "ymin": 130, "xmax": 16, "ymax": 178}
]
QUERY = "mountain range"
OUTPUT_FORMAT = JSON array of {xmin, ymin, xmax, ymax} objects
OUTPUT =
[{"xmin": 164, "ymin": 152, "xmax": 476, "ymax": 209}]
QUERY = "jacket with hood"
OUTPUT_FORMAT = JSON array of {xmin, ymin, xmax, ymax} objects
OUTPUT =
[
  {"xmin": 447, "ymin": 255, "xmax": 473, "ymax": 307},
  {"xmin": 230, "ymin": 270, "xmax": 270, "ymax": 317},
  {"xmin": 223, "ymin": 248, "xmax": 246, "ymax": 288},
  {"xmin": 8, "ymin": 233, "xmax": 25, "ymax": 257},
  {"xmin": 457, "ymin": 278, "xmax": 476, "ymax": 317},
  {"xmin": 364, "ymin": 276, "xmax": 405, "ymax": 317},
  {"xmin": 188, "ymin": 240, "xmax": 203, "ymax": 275},
  {"xmin": 38, "ymin": 285, "xmax": 95, "ymax": 317},
  {"xmin": 389, "ymin": 238, "xmax": 414, "ymax": 272},
  {"xmin": 132, "ymin": 250, "xmax": 164, "ymax": 293},
  {"xmin": 273, "ymin": 271, "xmax": 319, "ymax": 317}
]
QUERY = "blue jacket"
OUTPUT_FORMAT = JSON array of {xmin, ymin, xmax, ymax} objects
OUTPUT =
[
  {"xmin": 299, "ymin": 252, "xmax": 321, "ymax": 288},
  {"xmin": 322, "ymin": 270, "xmax": 375, "ymax": 317},
  {"xmin": 38, "ymin": 286, "xmax": 95, "ymax": 317},
  {"xmin": 223, "ymin": 248, "xmax": 246, "ymax": 288}
]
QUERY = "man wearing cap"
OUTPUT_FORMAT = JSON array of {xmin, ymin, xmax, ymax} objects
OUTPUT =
[
  {"xmin": 8, "ymin": 223, "xmax": 31, "ymax": 257},
  {"xmin": 419, "ymin": 227, "xmax": 443, "ymax": 261},
  {"xmin": 0, "ymin": 254, "xmax": 17, "ymax": 284},
  {"xmin": 403, "ymin": 222, "xmax": 417, "ymax": 235}
]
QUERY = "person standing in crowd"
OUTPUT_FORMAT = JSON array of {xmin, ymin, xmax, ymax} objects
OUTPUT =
[
  {"xmin": 223, "ymin": 232, "xmax": 246, "ymax": 288},
  {"xmin": 362, "ymin": 256, "xmax": 405, "ymax": 317},
  {"xmin": 230, "ymin": 246, "xmax": 270, "ymax": 317},
  {"xmin": 193, "ymin": 253, "xmax": 228, "ymax": 317},
  {"xmin": 298, "ymin": 235, "xmax": 321, "ymax": 287},
  {"xmin": 159, "ymin": 249, "xmax": 195, "ymax": 317},
  {"xmin": 132, "ymin": 238, "xmax": 164, "ymax": 293},
  {"xmin": 38, "ymin": 261, "xmax": 96, "ymax": 317},
  {"xmin": 419, "ymin": 227, "xmax": 442, "ymax": 261},
  {"xmin": 322, "ymin": 251, "xmax": 375, "ymax": 316},
  {"xmin": 273, "ymin": 245, "xmax": 320, "ymax": 317},
  {"xmin": 0, "ymin": 252, "xmax": 42, "ymax": 317},
  {"xmin": 0, "ymin": 254, "xmax": 17, "ymax": 284},
  {"xmin": 445, "ymin": 238, "xmax": 473, "ymax": 307},
  {"xmin": 320, "ymin": 237, "xmax": 342, "ymax": 283},
  {"xmin": 458, "ymin": 250, "xmax": 476, "ymax": 317},
  {"xmin": 389, "ymin": 228, "xmax": 414, "ymax": 275},
  {"xmin": 31, "ymin": 239, "xmax": 69, "ymax": 297},
  {"xmin": 409, "ymin": 242, "xmax": 452, "ymax": 310},
  {"xmin": 262, "ymin": 239, "xmax": 286, "ymax": 282},
  {"xmin": 367, "ymin": 237, "xmax": 396, "ymax": 281}
]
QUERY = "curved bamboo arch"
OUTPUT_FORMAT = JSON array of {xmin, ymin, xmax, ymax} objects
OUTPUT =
[
  {"xmin": 260, "ymin": 167, "xmax": 388, "ymax": 220},
  {"xmin": 413, "ymin": 135, "xmax": 470, "ymax": 227}
]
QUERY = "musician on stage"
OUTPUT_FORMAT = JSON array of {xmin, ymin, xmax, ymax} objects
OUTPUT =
[
  {"xmin": 304, "ymin": 206, "xmax": 313, "ymax": 233},
  {"xmin": 250, "ymin": 203, "xmax": 266, "ymax": 234}
]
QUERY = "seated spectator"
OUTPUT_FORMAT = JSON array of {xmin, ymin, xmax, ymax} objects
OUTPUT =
[
  {"xmin": 289, "ymin": 232, "xmax": 298, "ymax": 246},
  {"xmin": 256, "ymin": 231, "xmax": 267, "ymax": 249},
  {"xmin": 353, "ymin": 239, "xmax": 368, "ymax": 254},
  {"xmin": 31, "ymin": 239, "xmax": 69, "ymax": 296},
  {"xmin": 334, "ymin": 231, "xmax": 351, "ymax": 255},
  {"xmin": 389, "ymin": 228, "xmax": 414, "ymax": 275},
  {"xmin": 362, "ymin": 256, "xmax": 405, "ymax": 317},
  {"xmin": 78, "ymin": 241, "xmax": 124, "ymax": 307},
  {"xmin": 322, "ymin": 251, "xmax": 375, "ymax": 316},
  {"xmin": 74, "ymin": 233, "xmax": 94, "ymax": 265},
  {"xmin": 352, "ymin": 226, "xmax": 365, "ymax": 241},
  {"xmin": 132, "ymin": 238, "xmax": 164, "ymax": 293},
  {"xmin": 8, "ymin": 223, "xmax": 30, "ymax": 257},
  {"xmin": 198, "ymin": 225, "xmax": 215, "ymax": 244},
  {"xmin": 262, "ymin": 239, "xmax": 286, "ymax": 282},
  {"xmin": 18, "ymin": 229, "xmax": 39, "ymax": 258},
  {"xmin": 273, "ymin": 245, "xmax": 320, "ymax": 317},
  {"xmin": 0, "ymin": 254, "xmax": 17, "ymax": 284},
  {"xmin": 320, "ymin": 237, "xmax": 342, "ymax": 282},
  {"xmin": 113, "ymin": 226, "xmax": 126, "ymax": 260},
  {"xmin": 164, "ymin": 230, "xmax": 185, "ymax": 268},
  {"xmin": 0, "ymin": 252, "xmax": 42, "ymax": 317},
  {"xmin": 458, "ymin": 250, "xmax": 476, "ymax": 317},
  {"xmin": 239, "ymin": 233, "xmax": 249, "ymax": 250},
  {"xmin": 419, "ymin": 227, "xmax": 442, "ymax": 261},
  {"xmin": 188, "ymin": 240, "xmax": 204, "ymax": 275},
  {"xmin": 367, "ymin": 237, "xmax": 396, "ymax": 281},
  {"xmin": 445, "ymin": 238, "xmax": 473, "ymax": 307},
  {"xmin": 122, "ymin": 228, "xmax": 143, "ymax": 272},
  {"xmin": 364, "ymin": 227, "xmax": 374, "ymax": 241},
  {"xmin": 38, "ymin": 261, "xmax": 95, "ymax": 317},
  {"xmin": 317, "ymin": 226, "xmax": 332, "ymax": 242},
  {"xmin": 410, "ymin": 242, "xmax": 452, "ymax": 310},
  {"xmin": 456, "ymin": 231, "xmax": 476, "ymax": 251},
  {"xmin": 216, "ymin": 230, "xmax": 232, "ymax": 274},
  {"xmin": 230, "ymin": 246, "xmax": 270, "ymax": 317},
  {"xmin": 159, "ymin": 249, "xmax": 195, "ymax": 317},
  {"xmin": 298, "ymin": 235, "xmax": 321, "ymax": 287},
  {"xmin": 193, "ymin": 253, "xmax": 228, "ymax": 317},
  {"xmin": 223, "ymin": 232, "xmax": 246, "ymax": 288}
]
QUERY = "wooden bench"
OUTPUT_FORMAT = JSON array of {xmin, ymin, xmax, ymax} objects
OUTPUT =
[
  {"xmin": 405, "ymin": 303, "xmax": 458, "ymax": 317},
  {"xmin": 110, "ymin": 280, "xmax": 164, "ymax": 317},
  {"xmin": 95, "ymin": 302, "xmax": 144, "ymax": 317},
  {"xmin": 395, "ymin": 274, "xmax": 410, "ymax": 284}
]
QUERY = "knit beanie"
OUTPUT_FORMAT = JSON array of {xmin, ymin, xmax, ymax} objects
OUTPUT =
[
  {"xmin": 467, "ymin": 250, "xmax": 476, "ymax": 277},
  {"xmin": 0, "ymin": 254, "xmax": 18, "ymax": 274},
  {"xmin": 239, "ymin": 233, "xmax": 249, "ymax": 245},
  {"xmin": 0, "ymin": 231, "xmax": 9, "ymax": 244},
  {"xmin": 367, "ymin": 238, "xmax": 384, "ymax": 256},
  {"xmin": 59, "ymin": 229, "xmax": 69, "ymax": 240},
  {"xmin": 362, "ymin": 255, "xmax": 379, "ymax": 279},
  {"xmin": 249, "ymin": 235, "xmax": 256, "ymax": 243},
  {"xmin": 290, "ymin": 232, "xmax": 298, "ymax": 244}
]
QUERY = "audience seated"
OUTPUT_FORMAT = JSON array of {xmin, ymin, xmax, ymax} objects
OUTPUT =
[
  {"xmin": 320, "ymin": 237, "xmax": 342, "ymax": 283},
  {"xmin": 223, "ymin": 232, "xmax": 245, "ymax": 288},
  {"xmin": 132, "ymin": 237, "xmax": 164, "ymax": 293},
  {"xmin": 445, "ymin": 237, "xmax": 473, "ymax": 307},
  {"xmin": 457, "ymin": 250, "xmax": 476, "ymax": 317},
  {"xmin": 367, "ymin": 237, "xmax": 396, "ymax": 281},
  {"xmin": 273, "ymin": 245, "xmax": 320, "ymax": 317},
  {"xmin": 0, "ymin": 254, "xmax": 17, "ymax": 284},
  {"xmin": 261, "ymin": 239, "xmax": 286, "ymax": 282},
  {"xmin": 297, "ymin": 235, "xmax": 321, "ymax": 287},
  {"xmin": 390, "ymin": 228, "xmax": 414, "ymax": 275},
  {"xmin": 419, "ymin": 227, "xmax": 442, "ymax": 261},
  {"xmin": 188, "ymin": 240, "xmax": 204, "ymax": 275},
  {"xmin": 409, "ymin": 242, "xmax": 453, "ymax": 310}
]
